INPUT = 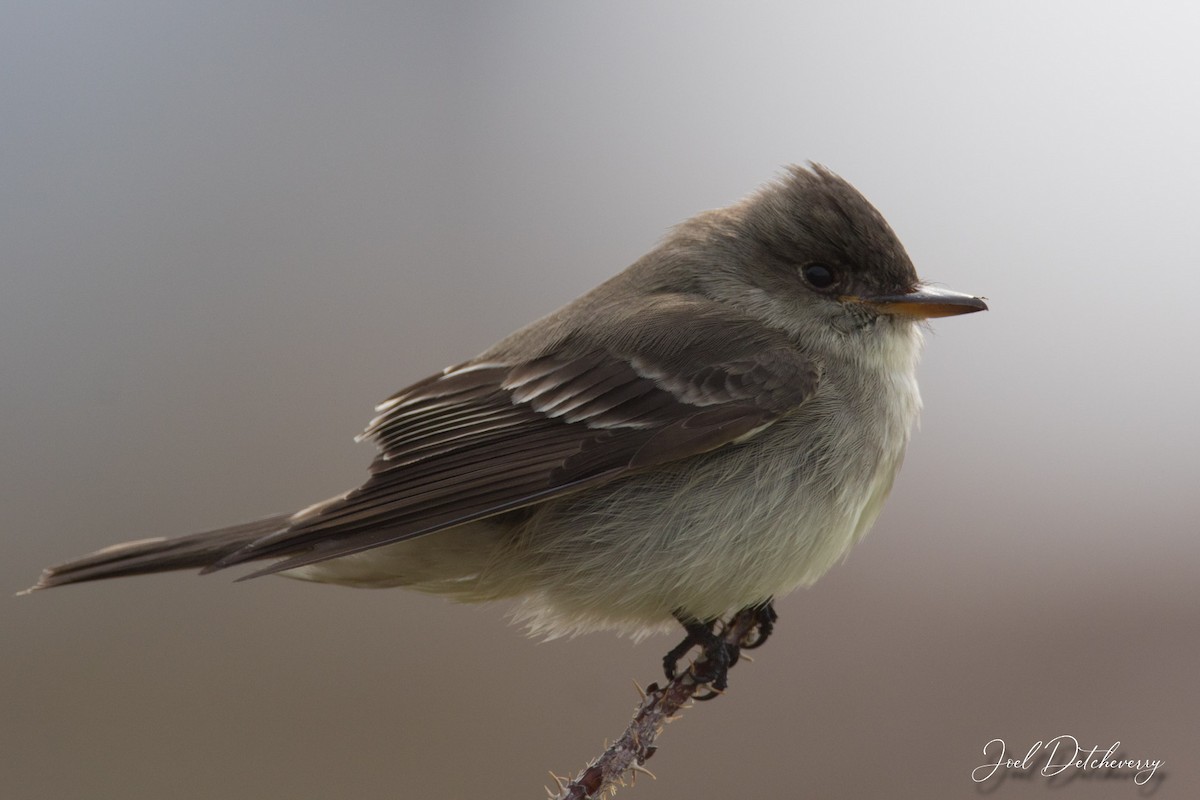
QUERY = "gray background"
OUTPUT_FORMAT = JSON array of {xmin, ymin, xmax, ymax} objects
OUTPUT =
[{"xmin": 4, "ymin": 2, "xmax": 1197, "ymax": 798}]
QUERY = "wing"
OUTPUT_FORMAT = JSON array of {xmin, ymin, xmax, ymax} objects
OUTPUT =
[{"xmin": 214, "ymin": 300, "xmax": 821, "ymax": 577}]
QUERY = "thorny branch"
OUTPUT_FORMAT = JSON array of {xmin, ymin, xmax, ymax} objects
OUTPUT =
[{"xmin": 546, "ymin": 607, "xmax": 764, "ymax": 800}]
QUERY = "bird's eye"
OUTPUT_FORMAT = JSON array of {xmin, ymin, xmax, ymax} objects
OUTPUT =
[{"xmin": 801, "ymin": 263, "xmax": 838, "ymax": 290}]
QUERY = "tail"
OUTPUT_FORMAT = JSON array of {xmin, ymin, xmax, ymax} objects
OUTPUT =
[{"xmin": 21, "ymin": 513, "xmax": 292, "ymax": 594}]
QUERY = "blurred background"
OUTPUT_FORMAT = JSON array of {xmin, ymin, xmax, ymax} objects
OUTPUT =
[{"xmin": 3, "ymin": 2, "xmax": 1197, "ymax": 798}]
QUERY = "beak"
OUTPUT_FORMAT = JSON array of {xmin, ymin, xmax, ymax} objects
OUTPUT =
[{"xmin": 855, "ymin": 284, "xmax": 988, "ymax": 319}]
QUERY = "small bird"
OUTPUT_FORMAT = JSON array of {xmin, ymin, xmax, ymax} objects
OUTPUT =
[{"xmin": 28, "ymin": 165, "xmax": 985, "ymax": 689}]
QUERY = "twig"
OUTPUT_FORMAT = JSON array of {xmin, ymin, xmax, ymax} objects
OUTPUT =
[{"xmin": 547, "ymin": 607, "xmax": 763, "ymax": 799}]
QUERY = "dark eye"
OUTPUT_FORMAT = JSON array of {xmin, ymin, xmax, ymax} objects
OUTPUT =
[{"xmin": 801, "ymin": 263, "xmax": 838, "ymax": 290}]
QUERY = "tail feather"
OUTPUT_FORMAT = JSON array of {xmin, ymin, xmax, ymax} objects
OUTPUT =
[{"xmin": 22, "ymin": 513, "xmax": 292, "ymax": 593}]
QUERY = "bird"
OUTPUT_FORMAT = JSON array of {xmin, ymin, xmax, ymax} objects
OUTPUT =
[{"xmin": 26, "ymin": 164, "xmax": 986, "ymax": 690}]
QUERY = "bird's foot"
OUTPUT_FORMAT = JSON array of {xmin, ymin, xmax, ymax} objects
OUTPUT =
[
  {"xmin": 662, "ymin": 616, "xmax": 718, "ymax": 683},
  {"xmin": 738, "ymin": 599, "xmax": 778, "ymax": 650},
  {"xmin": 661, "ymin": 601, "xmax": 779, "ymax": 700},
  {"xmin": 660, "ymin": 615, "xmax": 738, "ymax": 700}
]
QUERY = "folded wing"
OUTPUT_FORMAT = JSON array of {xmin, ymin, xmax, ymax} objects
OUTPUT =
[{"xmin": 213, "ymin": 300, "xmax": 821, "ymax": 577}]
